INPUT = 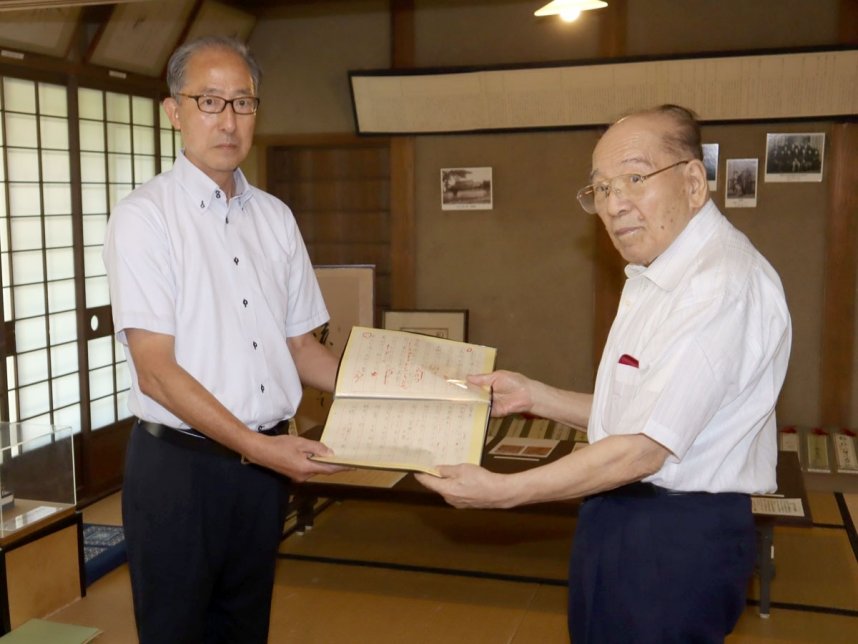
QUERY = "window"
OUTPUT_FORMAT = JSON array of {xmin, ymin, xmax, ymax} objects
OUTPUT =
[
  {"xmin": 0, "ymin": 73, "xmax": 177, "ymax": 441},
  {"xmin": 1, "ymin": 77, "xmax": 78, "ymax": 440},
  {"xmin": 79, "ymin": 89, "xmax": 179, "ymax": 430}
]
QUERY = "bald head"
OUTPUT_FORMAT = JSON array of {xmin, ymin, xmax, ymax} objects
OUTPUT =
[{"xmin": 589, "ymin": 105, "xmax": 710, "ymax": 266}]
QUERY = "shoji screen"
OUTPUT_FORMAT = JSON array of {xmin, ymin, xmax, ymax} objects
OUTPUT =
[
  {"xmin": 1, "ymin": 77, "xmax": 78, "ymax": 441},
  {"xmin": 78, "ymin": 89, "xmax": 174, "ymax": 431}
]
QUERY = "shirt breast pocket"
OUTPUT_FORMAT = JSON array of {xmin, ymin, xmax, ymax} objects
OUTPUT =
[{"xmin": 602, "ymin": 362, "xmax": 641, "ymax": 433}]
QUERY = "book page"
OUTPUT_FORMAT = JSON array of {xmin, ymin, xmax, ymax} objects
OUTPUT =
[
  {"xmin": 336, "ymin": 327, "xmax": 496, "ymax": 401},
  {"xmin": 315, "ymin": 397, "xmax": 490, "ymax": 475}
]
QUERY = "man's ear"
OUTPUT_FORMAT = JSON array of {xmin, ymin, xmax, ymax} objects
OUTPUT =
[
  {"xmin": 162, "ymin": 97, "xmax": 181, "ymax": 131},
  {"xmin": 684, "ymin": 159, "xmax": 709, "ymax": 209}
]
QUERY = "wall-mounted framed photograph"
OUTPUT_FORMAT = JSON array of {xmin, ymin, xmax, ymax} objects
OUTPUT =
[
  {"xmin": 702, "ymin": 143, "xmax": 719, "ymax": 191},
  {"xmin": 382, "ymin": 309, "xmax": 469, "ymax": 342},
  {"xmin": 764, "ymin": 132, "xmax": 824, "ymax": 182},
  {"xmin": 725, "ymin": 158, "xmax": 758, "ymax": 208},
  {"xmin": 441, "ymin": 167, "xmax": 492, "ymax": 211}
]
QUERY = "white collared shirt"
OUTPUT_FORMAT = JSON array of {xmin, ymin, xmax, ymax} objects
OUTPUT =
[
  {"xmin": 103, "ymin": 152, "xmax": 329, "ymax": 430},
  {"xmin": 588, "ymin": 200, "xmax": 792, "ymax": 493}
]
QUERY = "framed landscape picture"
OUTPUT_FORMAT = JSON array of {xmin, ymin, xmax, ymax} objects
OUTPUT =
[{"xmin": 441, "ymin": 167, "xmax": 493, "ymax": 211}]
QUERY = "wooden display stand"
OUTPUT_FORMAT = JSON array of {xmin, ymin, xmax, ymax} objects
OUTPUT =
[{"xmin": 0, "ymin": 506, "xmax": 85, "ymax": 635}]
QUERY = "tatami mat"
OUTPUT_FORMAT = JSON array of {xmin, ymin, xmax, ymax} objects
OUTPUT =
[
  {"xmin": 272, "ymin": 558, "xmax": 568, "ymax": 643},
  {"xmin": 80, "ymin": 492, "xmax": 123, "ymax": 526},
  {"xmin": 281, "ymin": 493, "xmax": 858, "ymax": 642},
  {"xmin": 843, "ymin": 493, "xmax": 858, "ymax": 526},
  {"xmin": 43, "ymin": 489, "xmax": 858, "ymax": 643},
  {"xmin": 807, "ymin": 490, "xmax": 845, "ymax": 525},
  {"xmin": 747, "ymin": 525, "xmax": 858, "ymax": 611},
  {"xmin": 280, "ymin": 500, "xmax": 573, "ymax": 582},
  {"xmin": 727, "ymin": 605, "xmax": 858, "ymax": 644},
  {"xmin": 49, "ymin": 566, "xmax": 137, "ymax": 644}
]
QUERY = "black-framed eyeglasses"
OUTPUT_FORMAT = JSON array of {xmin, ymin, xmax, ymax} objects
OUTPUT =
[
  {"xmin": 576, "ymin": 160, "xmax": 692, "ymax": 214},
  {"xmin": 177, "ymin": 93, "xmax": 260, "ymax": 115}
]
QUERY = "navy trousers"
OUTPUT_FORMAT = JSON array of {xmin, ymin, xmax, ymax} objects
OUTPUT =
[
  {"xmin": 122, "ymin": 424, "xmax": 290, "ymax": 644},
  {"xmin": 568, "ymin": 484, "xmax": 756, "ymax": 644}
]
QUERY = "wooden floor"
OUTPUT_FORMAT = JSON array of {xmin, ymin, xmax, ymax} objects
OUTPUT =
[{"xmin": 49, "ymin": 485, "xmax": 858, "ymax": 643}]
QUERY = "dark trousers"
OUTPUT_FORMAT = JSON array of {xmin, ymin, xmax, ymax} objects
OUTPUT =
[
  {"xmin": 568, "ymin": 484, "xmax": 756, "ymax": 644},
  {"xmin": 122, "ymin": 424, "xmax": 290, "ymax": 644}
]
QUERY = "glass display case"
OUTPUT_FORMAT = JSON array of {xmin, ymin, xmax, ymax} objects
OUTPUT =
[
  {"xmin": 0, "ymin": 422, "xmax": 76, "ymax": 541},
  {"xmin": 0, "ymin": 423, "xmax": 81, "ymax": 634}
]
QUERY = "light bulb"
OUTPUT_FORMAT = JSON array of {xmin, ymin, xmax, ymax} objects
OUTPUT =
[{"xmin": 559, "ymin": 7, "xmax": 581, "ymax": 21}]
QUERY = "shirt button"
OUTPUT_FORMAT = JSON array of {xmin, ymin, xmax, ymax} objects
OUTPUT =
[
  {"xmin": 243, "ymin": 299, "xmax": 248, "ymax": 307},
  {"xmin": 257, "ymin": 425, "xmax": 264, "ymax": 431},
  {"xmin": 234, "ymin": 257, "xmax": 239, "ymax": 265},
  {"xmin": 260, "ymin": 385, "xmax": 265, "ymax": 393},
  {"xmin": 252, "ymin": 341, "xmax": 258, "ymax": 349},
  {"xmin": 215, "ymin": 190, "xmax": 221, "ymax": 199}
]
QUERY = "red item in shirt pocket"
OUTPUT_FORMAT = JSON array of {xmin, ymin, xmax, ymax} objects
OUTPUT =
[{"xmin": 618, "ymin": 354, "xmax": 639, "ymax": 368}]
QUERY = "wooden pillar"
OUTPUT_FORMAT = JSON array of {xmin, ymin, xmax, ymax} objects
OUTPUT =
[
  {"xmin": 591, "ymin": 0, "xmax": 627, "ymax": 376},
  {"xmin": 818, "ymin": 1, "xmax": 858, "ymax": 424},
  {"xmin": 389, "ymin": 0, "xmax": 416, "ymax": 308},
  {"xmin": 819, "ymin": 126, "xmax": 858, "ymax": 425}
]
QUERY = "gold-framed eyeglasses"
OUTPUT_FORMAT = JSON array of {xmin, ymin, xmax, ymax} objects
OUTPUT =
[
  {"xmin": 576, "ymin": 160, "xmax": 692, "ymax": 214},
  {"xmin": 177, "ymin": 93, "xmax": 260, "ymax": 115}
]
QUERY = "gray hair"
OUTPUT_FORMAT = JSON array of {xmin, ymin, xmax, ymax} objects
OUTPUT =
[
  {"xmin": 612, "ymin": 104, "xmax": 704, "ymax": 161},
  {"xmin": 166, "ymin": 36, "xmax": 262, "ymax": 97},
  {"xmin": 646, "ymin": 104, "xmax": 703, "ymax": 161}
]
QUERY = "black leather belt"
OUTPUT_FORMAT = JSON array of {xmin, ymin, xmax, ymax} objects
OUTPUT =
[
  {"xmin": 592, "ymin": 481, "xmax": 711, "ymax": 499},
  {"xmin": 136, "ymin": 418, "xmax": 292, "ymax": 461}
]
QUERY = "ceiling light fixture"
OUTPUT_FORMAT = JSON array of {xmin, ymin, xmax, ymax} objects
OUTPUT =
[
  {"xmin": 0, "ymin": 0, "xmax": 153, "ymax": 11},
  {"xmin": 534, "ymin": 0, "xmax": 608, "ymax": 23}
]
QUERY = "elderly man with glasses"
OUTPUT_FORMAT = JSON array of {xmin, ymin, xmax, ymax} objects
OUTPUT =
[
  {"xmin": 418, "ymin": 104, "xmax": 792, "ymax": 644},
  {"xmin": 104, "ymin": 36, "xmax": 346, "ymax": 643}
]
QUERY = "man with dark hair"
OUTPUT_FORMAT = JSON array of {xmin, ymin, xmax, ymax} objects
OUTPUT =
[
  {"xmin": 104, "ymin": 36, "xmax": 345, "ymax": 643},
  {"xmin": 418, "ymin": 104, "xmax": 792, "ymax": 643}
]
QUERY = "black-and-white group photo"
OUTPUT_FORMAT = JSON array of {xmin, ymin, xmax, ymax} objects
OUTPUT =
[{"xmin": 764, "ymin": 132, "xmax": 825, "ymax": 182}]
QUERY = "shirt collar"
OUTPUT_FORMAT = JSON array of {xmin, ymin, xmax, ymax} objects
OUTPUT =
[
  {"xmin": 173, "ymin": 150, "xmax": 254, "ymax": 213},
  {"xmin": 625, "ymin": 199, "xmax": 721, "ymax": 289}
]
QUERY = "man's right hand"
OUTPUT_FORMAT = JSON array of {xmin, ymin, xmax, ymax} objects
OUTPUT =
[
  {"xmin": 467, "ymin": 370, "xmax": 533, "ymax": 417},
  {"xmin": 243, "ymin": 433, "xmax": 349, "ymax": 482}
]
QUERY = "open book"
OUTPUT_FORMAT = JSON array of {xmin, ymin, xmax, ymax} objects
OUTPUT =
[{"xmin": 312, "ymin": 326, "xmax": 497, "ymax": 476}]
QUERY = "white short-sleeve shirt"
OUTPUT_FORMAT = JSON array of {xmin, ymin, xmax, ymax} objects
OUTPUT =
[
  {"xmin": 588, "ymin": 200, "xmax": 791, "ymax": 493},
  {"xmin": 103, "ymin": 152, "xmax": 329, "ymax": 430}
]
